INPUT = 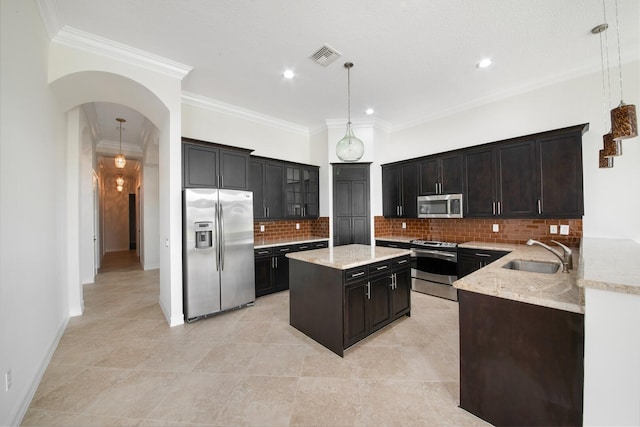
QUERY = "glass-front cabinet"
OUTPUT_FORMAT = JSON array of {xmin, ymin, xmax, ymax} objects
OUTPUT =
[{"xmin": 285, "ymin": 164, "xmax": 319, "ymax": 219}]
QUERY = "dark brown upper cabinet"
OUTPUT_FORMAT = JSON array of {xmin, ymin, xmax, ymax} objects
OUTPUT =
[
  {"xmin": 419, "ymin": 153, "xmax": 463, "ymax": 195},
  {"xmin": 250, "ymin": 158, "xmax": 285, "ymax": 220},
  {"xmin": 382, "ymin": 161, "xmax": 419, "ymax": 218},
  {"xmin": 182, "ymin": 137, "xmax": 252, "ymax": 190}
]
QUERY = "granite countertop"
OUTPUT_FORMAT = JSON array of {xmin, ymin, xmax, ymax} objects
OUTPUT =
[
  {"xmin": 454, "ymin": 242, "xmax": 584, "ymax": 314},
  {"xmin": 286, "ymin": 244, "xmax": 412, "ymax": 270},
  {"xmin": 375, "ymin": 235, "xmax": 421, "ymax": 243},
  {"xmin": 577, "ymin": 237, "xmax": 640, "ymax": 296},
  {"xmin": 254, "ymin": 236, "xmax": 329, "ymax": 249}
]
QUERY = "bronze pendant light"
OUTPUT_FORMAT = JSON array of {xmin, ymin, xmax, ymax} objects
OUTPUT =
[{"xmin": 114, "ymin": 117, "xmax": 127, "ymax": 169}]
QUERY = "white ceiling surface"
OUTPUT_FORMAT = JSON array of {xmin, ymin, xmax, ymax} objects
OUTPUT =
[{"xmin": 49, "ymin": 0, "xmax": 639, "ymax": 142}]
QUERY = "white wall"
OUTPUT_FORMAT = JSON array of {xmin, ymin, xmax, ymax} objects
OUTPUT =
[
  {"xmin": 386, "ymin": 61, "xmax": 640, "ymax": 240},
  {"xmin": 142, "ymin": 164, "xmax": 160, "ymax": 269},
  {"xmin": 103, "ymin": 175, "xmax": 136, "ymax": 252},
  {"xmin": 181, "ymin": 102, "xmax": 310, "ymax": 163},
  {"xmin": 0, "ymin": 1, "xmax": 68, "ymax": 424},
  {"xmin": 79, "ymin": 108, "xmax": 96, "ymax": 284}
]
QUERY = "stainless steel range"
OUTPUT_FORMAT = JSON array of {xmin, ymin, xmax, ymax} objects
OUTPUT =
[{"xmin": 410, "ymin": 239, "xmax": 458, "ymax": 301}]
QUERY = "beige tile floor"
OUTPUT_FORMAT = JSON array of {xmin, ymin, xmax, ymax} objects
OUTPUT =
[{"xmin": 22, "ymin": 251, "xmax": 490, "ymax": 426}]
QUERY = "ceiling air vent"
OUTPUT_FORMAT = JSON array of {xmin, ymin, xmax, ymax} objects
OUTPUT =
[{"xmin": 310, "ymin": 44, "xmax": 342, "ymax": 66}]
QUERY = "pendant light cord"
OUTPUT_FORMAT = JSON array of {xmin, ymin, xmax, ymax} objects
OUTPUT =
[
  {"xmin": 346, "ymin": 63, "xmax": 352, "ymax": 124},
  {"xmin": 613, "ymin": 0, "xmax": 625, "ymax": 102}
]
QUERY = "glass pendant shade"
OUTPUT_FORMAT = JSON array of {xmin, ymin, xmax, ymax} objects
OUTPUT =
[
  {"xmin": 611, "ymin": 102, "xmax": 638, "ymax": 140},
  {"xmin": 602, "ymin": 132, "xmax": 622, "ymax": 157},
  {"xmin": 599, "ymin": 149, "xmax": 614, "ymax": 168},
  {"xmin": 336, "ymin": 122, "xmax": 364, "ymax": 162},
  {"xmin": 116, "ymin": 175, "xmax": 125, "ymax": 186},
  {"xmin": 116, "ymin": 185, "xmax": 124, "ymax": 192},
  {"xmin": 114, "ymin": 154, "xmax": 126, "ymax": 169}
]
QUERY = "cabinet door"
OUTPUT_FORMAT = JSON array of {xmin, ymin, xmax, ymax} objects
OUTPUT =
[
  {"xmin": 497, "ymin": 140, "xmax": 537, "ymax": 217},
  {"xmin": 183, "ymin": 144, "xmax": 219, "ymax": 188},
  {"xmin": 464, "ymin": 148, "xmax": 496, "ymax": 217},
  {"xmin": 264, "ymin": 161, "xmax": 285, "ymax": 219},
  {"xmin": 368, "ymin": 275, "xmax": 393, "ymax": 333},
  {"xmin": 440, "ymin": 153, "xmax": 463, "ymax": 194},
  {"xmin": 303, "ymin": 166, "xmax": 319, "ymax": 218},
  {"xmin": 273, "ymin": 255, "xmax": 290, "ymax": 291},
  {"xmin": 382, "ymin": 165, "xmax": 401, "ymax": 217},
  {"xmin": 250, "ymin": 160, "xmax": 266, "ymax": 219},
  {"xmin": 285, "ymin": 166, "xmax": 303, "ymax": 218},
  {"xmin": 400, "ymin": 162, "xmax": 419, "ymax": 217},
  {"xmin": 537, "ymin": 134, "xmax": 584, "ymax": 218},
  {"xmin": 392, "ymin": 268, "xmax": 411, "ymax": 318},
  {"xmin": 220, "ymin": 148, "xmax": 249, "ymax": 190},
  {"xmin": 254, "ymin": 257, "xmax": 276, "ymax": 297},
  {"xmin": 344, "ymin": 281, "xmax": 369, "ymax": 348},
  {"xmin": 419, "ymin": 158, "xmax": 440, "ymax": 195}
]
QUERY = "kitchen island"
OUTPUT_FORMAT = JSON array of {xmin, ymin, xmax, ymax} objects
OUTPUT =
[
  {"xmin": 454, "ymin": 242, "xmax": 584, "ymax": 426},
  {"xmin": 286, "ymin": 244, "xmax": 412, "ymax": 357}
]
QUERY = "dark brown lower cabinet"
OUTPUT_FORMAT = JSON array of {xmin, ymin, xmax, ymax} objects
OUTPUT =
[
  {"xmin": 458, "ymin": 290, "xmax": 584, "ymax": 427},
  {"xmin": 290, "ymin": 255, "xmax": 411, "ymax": 357}
]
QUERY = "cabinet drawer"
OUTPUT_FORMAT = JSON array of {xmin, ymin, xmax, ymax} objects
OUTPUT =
[
  {"xmin": 369, "ymin": 260, "xmax": 392, "ymax": 276},
  {"xmin": 391, "ymin": 256, "xmax": 411, "ymax": 269},
  {"xmin": 311, "ymin": 241, "xmax": 329, "ymax": 249},
  {"xmin": 254, "ymin": 248, "xmax": 273, "ymax": 257},
  {"xmin": 274, "ymin": 245, "xmax": 294, "ymax": 255},
  {"xmin": 345, "ymin": 266, "xmax": 368, "ymax": 282}
]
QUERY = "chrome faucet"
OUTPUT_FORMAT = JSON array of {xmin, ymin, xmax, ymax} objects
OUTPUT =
[{"xmin": 526, "ymin": 239, "xmax": 573, "ymax": 273}]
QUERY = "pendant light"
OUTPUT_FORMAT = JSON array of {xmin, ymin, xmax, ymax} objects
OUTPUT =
[
  {"xmin": 336, "ymin": 62, "xmax": 364, "ymax": 162},
  {"xmin": 610, "ymin": 0, "xmax": 637, "ymax": 140},
  {"xmin": 116, "ymin": 174, "xmax": 125, "ymax": 192},
  {"xmin": 114, "ymin": 117, "xmax": 127, "ymax": 169}
]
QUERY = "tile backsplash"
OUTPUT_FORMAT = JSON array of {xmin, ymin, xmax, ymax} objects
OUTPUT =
[
  {"xmin": 374, "ymin": 216, "xmax": 582, "ymax": 247},
  {"xmin": 254, "ymin": 217, "xmax": 329, "ymax": 241}
]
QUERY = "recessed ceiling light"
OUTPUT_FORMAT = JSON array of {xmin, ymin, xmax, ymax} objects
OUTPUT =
[
  {"xmin": 283, "ymin": 69, "xmax": 295, "ymax": 79},
  {"xmin": 477, "ymin": 58, "xmax": 492, "ymax": 68},
  {"xmin": 365, "ymin": 108, "xmax": 374, "ymax": 115}
]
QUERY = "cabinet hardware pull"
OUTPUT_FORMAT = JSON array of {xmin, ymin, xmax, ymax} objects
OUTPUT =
[
  {"xmin": 497, "ymin": 201, "xmax": 501, "ymax": 215},
  {"xmin": 258, "ymin": 250, "xmax": 269, "ymax": 255},
  {"xmin": 351, "ymin": 271, "xmax": 365, "ymax": 278},
  {"xmin": 299, "ymin": 246, "xmax": 308, "ymax": 249},
  {"xmin": 475, "ymin": 253, "xmax": 491, "ymax": 257},
  {"xmin": 274, "ymin": 257, "xmax": 278, "ymax": 268},
  {"xmin": 279, "ymin": 248, "xmax": 290, "ymax": 252},
  {"xmin": 537, "ymin": 199, "xmax": 542, "ymax": 215},
  {"xmin": 435, "ymin": 183, "xmax": 439, "ymax": 193},
  {"xmin": 397, "ymin": 259, "xmax": 408, "ymax": 264},
  {"xmin": 376, "ymin": 265, "xmax": 388, "ymax": 271},
  {"xmin": 366, "ymin": 282, "xmax": 371, "ymax": 299},
  {"xmin": 492, "ymin": 202, "xmax": 496, "ymax": 215}
]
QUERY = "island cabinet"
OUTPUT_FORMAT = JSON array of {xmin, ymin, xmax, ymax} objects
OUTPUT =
[
  {"xmin": 418, "ymin": 152, "xmax": 463, "ymax": 195},
  {"xmin": 288, "ymin": 245, "xmax": 411, "ymax": 357},
  {"xmin": 457, "ymin": 247, "xmax": 509, "ymax": 278},
  {"xmin": 182, "ymin": 138, "xmax": 252, "ymax": 190},
  {"xmin": 458, "ymin": 290, "xmax": 584, "ymax": 426},
  {"xmin": 382, "ymin": 161, "xmax": 419, "ymax": 218}
]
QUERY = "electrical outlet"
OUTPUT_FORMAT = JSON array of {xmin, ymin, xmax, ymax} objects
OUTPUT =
[
  {"xmin": 295, "ymin": 223, "xmax": 300, "ymax": 230},
  {"xmin": 401, "ymin": 222, "xmax": 406, "ymax": 229},
  {"xmin": 550, "ymin": 225, "xmax": 558, "ymax": 234},
  {"xmin": 259, "ymin": 224, "xmax": 265, "ymax": 232},
  {"xmin": 5, "ymin": 370, "xmax": 11, "ymax": 391},
  {"xmin": 492, "ymin": 224, "xmax": 499, "ymax": 232},
  {"xmin": 560, "ymin": 225, "xmax": 570, "ymax": 235}
]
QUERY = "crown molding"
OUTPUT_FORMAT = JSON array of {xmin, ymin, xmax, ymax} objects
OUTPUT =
[
  {"xmin": 182, "ymin": 91, "xmax": 310, "ymax": 136},
  {"xmin": 324, "ymin": 118, "xmax": 393, "ymax": 133},
  {"xmin": 51, "ymin": 26, "xmax": 193, "ymax": 80}
]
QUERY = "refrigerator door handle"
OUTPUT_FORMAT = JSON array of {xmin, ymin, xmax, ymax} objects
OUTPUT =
[
  {"xmin": 219, "ymin": 204, "xmax": 225, "ymax": 271},
  {"xmin": 214, "ymin": 204, "xmax": 220, "ymax": 271}
]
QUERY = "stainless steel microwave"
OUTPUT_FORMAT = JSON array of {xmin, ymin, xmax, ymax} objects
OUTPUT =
[{"xmin": 417, "ymin": 194, "xmax": 463, "ymax": 218}]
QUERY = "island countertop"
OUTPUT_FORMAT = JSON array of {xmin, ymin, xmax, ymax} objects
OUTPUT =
[
  {"xmin": 454, "ymin": 241, "xmax": 583, "ymax": 314},
  {"xmin": 286, "ymin": 244, "xmax": 412, "ymax": 270}
]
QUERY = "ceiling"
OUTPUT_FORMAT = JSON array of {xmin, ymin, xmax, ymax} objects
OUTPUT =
[{"xmin": 43, "ymin": 0, "xmax": 639, "ymax": 153}]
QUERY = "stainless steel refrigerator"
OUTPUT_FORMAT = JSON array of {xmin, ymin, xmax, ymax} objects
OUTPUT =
[{"xmin": 183, "ymin": 188, "xmax": 255, "ymax": 321}]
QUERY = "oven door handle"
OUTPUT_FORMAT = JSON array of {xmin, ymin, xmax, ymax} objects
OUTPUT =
[{"xmin": 412, "ymin": 248, "xmax": 457, "ymax": 261}]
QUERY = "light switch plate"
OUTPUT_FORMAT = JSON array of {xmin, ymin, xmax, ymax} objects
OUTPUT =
[
  {"xmin": 295, "ymin": 223, "xmax": 300, "ymax": 230},
  {"xmin": 402, "ymin": 222, "xmax": 406, "ymax": 229},
  {"xmin": 260, "ymin": 224, "xmax": 265, "ymax": 232},
  {"xmin": 492, "ymin": 224, "xmax": 499, "ymax": 232},
  {"xmin": 550, "ymin": 225, "xmax": 558, "ymax": 234},
  {"xmin": 560, "ymin": 225, "xmax": 569, "ymax": 235}
]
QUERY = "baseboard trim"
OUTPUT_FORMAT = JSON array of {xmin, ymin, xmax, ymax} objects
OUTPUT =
[{"xmin": 10, "ymin": 316, "xmax": 69, "ymax": 426}]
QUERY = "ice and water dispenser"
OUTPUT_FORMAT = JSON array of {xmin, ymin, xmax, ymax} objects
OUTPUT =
[{"xmin": 194, "ymin": 221, "xmax": 213, "ymax": 249}]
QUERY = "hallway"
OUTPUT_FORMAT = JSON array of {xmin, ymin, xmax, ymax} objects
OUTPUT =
[
  {"xmin": 22, "ymin": 263, "xmax": 488, "ymax": 426},
  {"xmin": 98, "ymin": 250, "xmax": 142, "ymax": 274}
]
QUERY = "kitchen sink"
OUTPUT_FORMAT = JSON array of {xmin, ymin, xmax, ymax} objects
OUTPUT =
[{"xmin": 502, "ymin": 259, "xmax": 561, "ymax": 274}]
